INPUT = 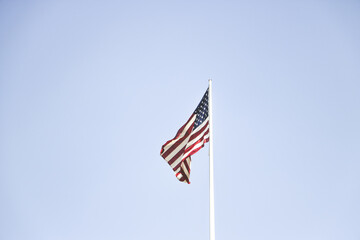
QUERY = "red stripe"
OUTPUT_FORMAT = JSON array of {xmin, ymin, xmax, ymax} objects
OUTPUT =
[
  {"xmin": 160, "ymin": 115, "xmax": 195, "ymax": 159},
  {"xmin": 167, "ymin": 144, "xmax": 187, "ymax": 166},
  {"xmin": 185, "ymin": 142, "xmax": 207, "ymax": 160},
  {"xmin": 179, "ymin": 168, "xmax": 190, "ymax": 184},
  {"xmin": 179, "ymin": 175, "xmax": 186, "ymax": 182},
  {"xmin": 172, "ymin": 160, "xmax": 182, "ymax": 171},
  {"xmin": 173, "ymin": 114, "xmax": 194, "ymax": 138},
  {"xmin": 167, "ymin": 123, "xmax": 207, "ymax": 170},
  {"xmin": 160, "ymin": 115, "xmax": 193, "ymax": 155},
  {"xmin": 180, "ymin": 158, "xmax": 191, "ymax": 183},
  {"xmin": 161, "ymin": 125, "xmax": 193, "ymax": 160},
  {"xmin": 176, "ymin": 172, "xmax": 189, "ymax": 183},
  {"xmin": 188, "ymin": 120, "xmax": 209, "ymax": 142},
  {"xmin": 183, "ymin": 158, "xmax": 191, "ymax": 174},
  {"xmin": 184, "ymin": 130, "xmax": 209, "ymax": 158},
  {"xmin": 186, "ymin": 128, "xmax": 209, "ymax": 152}
]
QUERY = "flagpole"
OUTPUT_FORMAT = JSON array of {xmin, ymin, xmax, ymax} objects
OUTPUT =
[{"xmin": 208, "ymin": 79, "xmax": 215, "ymax": 240}]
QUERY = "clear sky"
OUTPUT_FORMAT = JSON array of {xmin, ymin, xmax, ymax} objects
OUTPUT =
[{"xmin": 1, "ymin": 1, "xmax": 359, "ymax": 239}]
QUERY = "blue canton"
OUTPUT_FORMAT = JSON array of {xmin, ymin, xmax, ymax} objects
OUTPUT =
[{"xmin": 193, "ymin": 88, "xmax": 209, "ymax": 130}]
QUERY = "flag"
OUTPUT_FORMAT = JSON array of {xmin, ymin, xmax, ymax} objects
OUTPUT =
[{"xmin": 160, "ymin": 88, "xmax": 210, "ymax": 184}]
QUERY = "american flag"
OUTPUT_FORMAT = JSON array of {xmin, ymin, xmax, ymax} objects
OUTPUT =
[{"xmin": 160, "ymin": 88, "xmax": 210, "ymax": 184}]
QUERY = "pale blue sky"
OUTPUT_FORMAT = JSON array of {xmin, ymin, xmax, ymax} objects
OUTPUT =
[{"xmin": 1, "ymin": 1, "xmax": 360, "ymax": 239}]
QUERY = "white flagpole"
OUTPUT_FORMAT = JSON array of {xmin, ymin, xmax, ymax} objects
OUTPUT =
[{"xmin": 208, "ymin": 79, "xmax": 215, "ymax": 240}]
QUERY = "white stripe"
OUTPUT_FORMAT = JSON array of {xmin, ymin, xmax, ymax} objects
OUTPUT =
[
  {"xmin": 186, "ymin": 157, "xmax": 191, "ymax": 169},
  {"xmin": 182, "ymin": 129, "xmax": 209, "ymax": 159},
  {"xmin": 182, "ymin": 160, "xmax": 190, "ymax": 178},
  {"xmin": 169, "ymin": 132, "xmax": 192, "ymax": 168},
  {"xmin": 203, "ymin": 131, "xmax": 209, "ymax": 140},
  {"xmin": 182, "ymin": 166, "xmax": 189, "ymax": 179},
  {"xmin": 162, "ymin": 138, "xmax": 181, "ymax": 153},
  {"xmin": 176, "ymin": 172, "xmax": 183, "ymax": 180},
  {"xmin": 162, "ymin": 115, "xmax": 196, "ymax": 159},
  {"xmin": 186, "ymin": 123, "xmax": 209, "ymax": 148},
  {"xmin": 167, "ymin": 129, "xmax": 194, "ymax": 165},
  {"xmin": 164, "ymin": 115, "xmax": 196, "ymax": 150},
  {"xmin": 183, "ymin": 138, "xmax": 207, "ymax": 159},
  {"xmin": 192, "ymin": 117, "xmax": 209, "ymax": 135}
]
